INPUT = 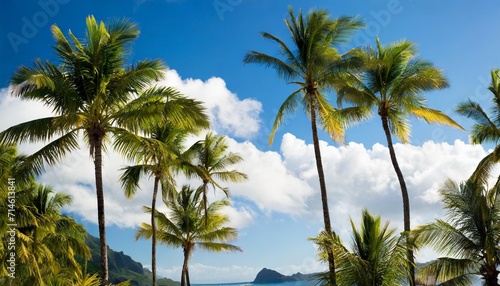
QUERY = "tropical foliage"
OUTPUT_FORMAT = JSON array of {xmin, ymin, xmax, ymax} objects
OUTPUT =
[
  {"xmin": 0, "ymin": 15, "xmax": 206, "ymax": 284},
  {"xmin": 456, "ymin": 69, "xmax": 500, "ymax": 185},
  {"xmin": 335, "ymin": 37, "xmax": 463, "ymax": 285},
  {"xmin": 184, "ymin": 132, "xmax": 247, "ymax": 221},
  {"xmin": 413, "ymin": 179, "xmax": 500, "ymax": 286},
  {"xmin": 3, "ymin": 7, "xmax": 500, "ymax": 286},
  {"xmin": 118, "ymin": 118, "xmax": 209, "ymax": 286},
  {"xmin": 0, "ymin": 179, "xmax": 90, "ymax": 285},
  {"xmin": 311, "ymin": 210, "xmax": 410, "ymax": 286},
  {"xmin": 244, "ymin": 7, "xmax": 364, "ymax": 285},
  {"xmin": 136, "ymin": 185, "xmax": 241, "ymax": 286}
]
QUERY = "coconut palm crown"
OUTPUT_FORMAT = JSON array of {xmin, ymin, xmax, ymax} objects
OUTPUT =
[
  {"xmin": 311, "ymin": 210, "xmax": 410, "ymax": 286},
  {"xmin": 136, "ymin": 185, "xmax": 241, "ymax": 286},
  {"xmin": 184, "ymin": 132, "xmax": 247, "ymax": 223}
]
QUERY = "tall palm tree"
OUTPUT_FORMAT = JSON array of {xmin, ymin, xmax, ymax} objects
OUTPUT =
[
  {"xmin": 335, "ymin": 38, "xmax": 463, "ymax": 285},
  {"xmin": 243, "ymin": 8, "xmax": 364, "ymax": 284},
  {"xmin": 311, "ymin": 210, "xmax": 409, "ymax": 286},
  {"xmin": 136, "ymin": 185, "xmax": 242, "ymax": 286},
  {"xmin": 0, "ymin": 16, "xmax": 198, "ymax": 284},
  {"xmin": 456, "ymin": 69, "xmax": 500, "ymax": 185},
  {"xmin": 184, "ymin": 132, "xmax": 247, "ymax": 222},
  {"xmin": 413, "ymin": 178, "xmax": 500, "ymax": 286},
  {"xmin": 117, "ymin": 123, "xmax": 208, "ymax": 286}
]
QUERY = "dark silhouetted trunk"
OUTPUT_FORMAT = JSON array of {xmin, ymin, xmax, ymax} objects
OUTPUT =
[
  {"xmin": 481, "ymin": 265, "xmax": 499, "ymax": 286},
  {"xmin": 380, "ymin": 115, "xmax": 414, "ymax": 286},
  {"xmin": 202, "ymin": 181, "xmax": 209, "ymax": 225},
  {"xmin": 151, "ymin": 176, "xmax": 160, "ymax": 286},
  {"xmin": 181, "ymin": 248, "xmax": 190, "ymax": 286},
  {"xmin": 93, "ymin": 136, "xmax": 109, "ymax": 286},
  {"xmin": 310, "ymin": 105, "xmax": 337, "ymax": 286}
]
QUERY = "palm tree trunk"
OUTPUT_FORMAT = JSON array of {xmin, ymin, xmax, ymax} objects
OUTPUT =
[
  {"xmin": 151, "ymin": 176, "xmax": 160, "ymax": 286},
  {"xmin": 181, "ymin": 267, "xmax": 186, "ymax": 286},
  {"xmin": 202, "ymin": 181, "xmax": 209, "ymax": 225},
  {"xmin": 482, "ymin": 265, "xmax": 499, "ymax": 286},
  {"xmin": 181, "ymin": 248, "xmax": 190, "ymax": 286},
  {"xmin": 310, "ymin": 106, "xmax": 337, "ymax": 286},
  {"xmin": 380, "ymin": 115, "xmax": 414, "ymax": 286},
  {"xmin": 93, "ymin": 136, "xmax": 109, "ymax": 286}
]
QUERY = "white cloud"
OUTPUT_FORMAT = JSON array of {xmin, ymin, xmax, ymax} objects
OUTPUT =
[
  {"xmin": 225, "ymin": 138, "xmax": 316, "ymax": 216},
  {"xmin": 220, "ymin": 204, "xmax": 256, "ymax": 229},
  {"xmin": 0, "ymin": 79, "xmax": 494, "ymax": 280},
  {"xmin": 159, "ymin": 70, "xmax": 262, "ymax": 139},
  {"xmin": 276, "ymin": 133, "xmax": 488, "ymax": 263}
]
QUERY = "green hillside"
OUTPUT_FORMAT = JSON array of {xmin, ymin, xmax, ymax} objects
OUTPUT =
[{"xmin": 83, "ymin": 233, "xmax": 180, "ymax": 286}]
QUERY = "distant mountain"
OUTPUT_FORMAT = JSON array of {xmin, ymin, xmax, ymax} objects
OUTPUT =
[
  {"xmin": 83, "ymin": 233, "xmax": 180, "ymax": 286},
  {"xmin": 253, "ymin": 268, "xmax": 316, "ymax": 284}
]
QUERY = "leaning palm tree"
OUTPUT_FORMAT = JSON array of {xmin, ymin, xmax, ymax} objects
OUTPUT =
[
  {"xmin": 136, "ymin": 185, "xmax": 242, "ymax": 286},
  {"xmin": 456, "ymin": 69, "xmax": 500, "ymax": 185},
  {"xmin": 243, "ymin": 8, "xmax": 364, "ymax": 284},
  {"xmin": 335, "ymin": 38, "xmax": 463, "ymax": 285},
  {"xmin": 311, "ymin": 210, "xmax": 410, "ymax": 286},
  {"xmin": 184, "ymin": 132, "xmax": 247, "ymax": 222},
  {"xmin": 117, "ymin": 123, "xmax": 208, "ymax": 286},
  {"xmin": 0, "ymin": 16, "xmax": 202, "ymax": 285},
  {"xmin": 413, "ymin": 178, "xmax": 500, "ymax": 286}
]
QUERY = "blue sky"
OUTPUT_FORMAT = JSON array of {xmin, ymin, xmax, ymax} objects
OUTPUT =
[{"xmin": 1, "ymin": 0, "xmax": 500, "ymax": 283}]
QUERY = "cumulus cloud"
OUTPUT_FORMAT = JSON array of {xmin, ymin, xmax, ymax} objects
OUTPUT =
[
  {"xmin": 225, "ymin": 138, "xmax": 316, "ymax": 216},
  {"xmin": 0, "ymin": 69, "xmax": 264, "ymax": 228},
  {"xmin": 277, "ymin": 133, "xmax": 488, "ymax": 263},
  {"xmin": 0, "ymin": 79, "xmax": 494, "ymax": 278},
  {"xmin": 158, "ymin": 69, "xmax": 262, "ymax": 139}
]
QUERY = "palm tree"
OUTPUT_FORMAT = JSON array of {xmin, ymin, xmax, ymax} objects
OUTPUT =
[
  {"xmin": 184, "ymin": 132, "xmax": 247, "ymax": 222},
  {"xmin": 117, "ymin": 123, "xmax": 208, "ymax": 286},
  {"xmin": 456, "ymin": 69, "xmax": 500, "ymax": 185},
  {"xmin": 335, "ymin": 38, "xmax": 463, "ymax": 285},
  {"xmin": 243, "ymin": 8, "xmax": 364, "ymax": 284},
  {"xmin": 0, "ymin": 16, "xmax": 198, "ymax": 284},
  {"xmin": 0, "ymin": 181, "xmax": 90, "ymax": 286},
  {"xmin": 311, "ymin": 209, "xmax": 409, "ymax": 286},
  {"xmin": 413, "ymin": 178, "xmax": 500, "ymax": 286},
  {"xmin": 136, "ymin": 185, "xmax": 242, "ymax": 286}
]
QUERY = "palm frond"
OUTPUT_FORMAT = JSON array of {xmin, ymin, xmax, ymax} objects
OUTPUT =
[
  {"xmin": 119, "ymin": 165, "xmax": 153, "ymax": 198},
  {"xmin": 243, "ymin": 51, "xmax": 299, "ymax": 81},
  {"xmin": 411, "ymin": 106, "xmax": 463, "ymax": 130},
  {"xmin": 19, "ymin": 130, "xmax": 80, "ymax": 176},
  {"xmin": 413, "ymin": 220, "xmax": 478, "ymax": 259},
  {"xmin": 0, "ymin": 116, "xmax": 68, "ymax": 145},
  {"xmin": 269, "ymin": 88, "xmax": 303, "ymax": 144},
  {"xmin": 417, "ymin": 257, "xmax": 477, "ymax": 286}
]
